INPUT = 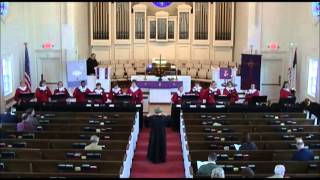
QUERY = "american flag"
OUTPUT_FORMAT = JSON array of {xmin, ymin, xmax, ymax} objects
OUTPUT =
[{"xmin": 24, "ymin": 43, "xmax": 31, "ymax": 90}]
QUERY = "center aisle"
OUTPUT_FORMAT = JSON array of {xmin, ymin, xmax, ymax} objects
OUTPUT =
[{"xmin": 130, "ymin": 128, "xmax": 185, "ymax": 178}]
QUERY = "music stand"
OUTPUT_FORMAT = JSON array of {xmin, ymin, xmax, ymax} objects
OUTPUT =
[
  {"xmin": 182, "ymin": 94, "xmax": 199, "ymax": 104},
  {"xmin": 250, "ymin": 96, "xmax": 267, "ymax": 106},
  {"xmin": 51, "ymin": 94, "xmax": 68, "ymax": 102},
  {"xmin": 86, "ymin": 94, "xmax": 103, "ymax": 103},
  {"xmin": 215, "ymin": 95, "xmax": 230, "ymax": 105},
  {"xmin": 20, "ymin": 93, "xmax": 35, "ymax": 103},
  {"xmin": 279, "ymin": 97, "xmax": 296, "ymax": 106},
  {"xmin": 113, "ymin": 95, "xmax": 132, "ymax": 104}
]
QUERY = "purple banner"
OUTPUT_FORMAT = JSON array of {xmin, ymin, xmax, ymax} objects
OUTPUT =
[
  {"xmin": 240, "ymin": 54, "xmax": 262, "ymax": 90},
  {"xmin": 136, "ymin": 81, "xmax": 183, "ymax": 89},
  {"xmin": 220, "ymin": 68, "xmax": 232, "ymax": 79}
]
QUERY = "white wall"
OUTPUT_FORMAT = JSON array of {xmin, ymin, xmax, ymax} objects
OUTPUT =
[
  {"xmin": 234, "ymin": 2, "xmax": 319, "ymax": 102},
  {"xmin": 0, "ymin": 2, "xmax": 90, "ymax": 101}
]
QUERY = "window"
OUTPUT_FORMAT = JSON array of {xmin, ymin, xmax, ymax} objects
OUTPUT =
[
  {"xmin": 2, "ymin": 56, "xmax": 13, "ymax": 96},
  {"xmin": 307, "ymin": 59, "xmax": 319, "ymax": 97}
]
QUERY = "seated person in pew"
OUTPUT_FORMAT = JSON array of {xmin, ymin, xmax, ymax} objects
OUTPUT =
[
  {"xmin": 85, "ymin": 135, "xmax": 104, "ymax": 151},
  {"xmin": 280, "ymin": 81, "xmax": 294, "ymax": 99},
  {"xmin": 241, "ymin": 167, "xmax": 255, "ymax": 178},
  {"xmin": 127, "ymin": 79, "xmax": 143, "ymax": 104},
  {"xmin": 196, "ymin": 152, "xmax": 218, "ymax": 177},
  {"xmin": 268, "ymin": 164, "xmax": 286, "ymax": 178},
  {"xmin": 73, "ymin": 80, "xmax": 91, "ymax": 103},
  {"xmin": 35, "ymin": 80, "xmax": 52, "ymax": 103},
  {"xmin": 244, "ymin": 83, "xmax": 260, "ymax": 104},
  {"xmin": 88, "ymin": 82, "xmax": 107, "ymax": 103},
  {"xmin": 14, "ymin": 80, "xmax": 32, "ymax": 104},
  {"xmin": 239, "ymin": 133, "xmax": 257, "ymax": 151},
  {"xmin": 17, "ymin": 108, "xmax": 38, "ymax": 132},
  {"xmin": 223, "ymin": 81, "xmax": 239, "ymax": 104},
  {"xmin": 53, "ymin": 81, "xmax": 70, "ymax": 102},
  {"xmin": 206, "ymin": 81, "xmax": 221, "ymax": 105},
  {"xmin": 211, "ymin": 167, "xmax": 225, "ymax": 178},
  {"xmin": 292, "ymin": 137, "xmax": 315, "ymax": 161},
  {"xmin": 171, "ymin": 85, "xmax": 184, "ymax": 104}
]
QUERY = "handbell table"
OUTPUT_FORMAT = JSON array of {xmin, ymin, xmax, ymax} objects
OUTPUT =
[{"xmin": 131, "ymin": 75, "xmax": 191, "ymax": 103}]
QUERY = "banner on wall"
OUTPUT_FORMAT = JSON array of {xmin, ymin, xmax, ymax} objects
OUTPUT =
[
  {"xmin": 240, "ymin": 54, "xmax": 262, "ymax": 90},
  {"xmin": 67, "ymin": 60, "xmax": 87, "ymax": 88},
  {"xmin": 219, "ymin": 67, "xmax": 232, "ymax": 79}
]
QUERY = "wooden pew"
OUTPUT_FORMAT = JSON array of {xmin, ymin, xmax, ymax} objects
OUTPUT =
[
  {"xmin": 1, "ymin": 139, "xmax": 129, "ymax": 150},
  {"xmin": 190, "ymin": 160, "xmax": 320, "ymax": 174},
  {"xmin": 188, "ymin": 149, "xmax": 320, "ymax": 161},
  {"xmin": 0, "ymin": 159, "xmax": 123, "ymax": 175},
  {"xmin": 183, "ymin": 112, "xmax": 306, "ymax": 119},
  {"xmin": 1, "ymin": 131, "xmax": 132, "ymax": 140},
  {"xmin": 187, "ymin": 140, "xmax": 320, "ymax": 150},
  {"xmin": 185, "ymin": 125, "xmax": 320, "ymax": 133},
  {"xmin": 185, "ymin": 132, "xmax": 320, "ymax": 141}
]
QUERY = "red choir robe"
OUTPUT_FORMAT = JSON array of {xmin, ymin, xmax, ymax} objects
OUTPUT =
[
  {"xmin": 73, "ymin": 86, "xmax": 90, "ymax": 103},
  {"xmin": 245, "ymin": 89, "xmax": 260, "ymax": 103},
  {"xmin": 35, "ymin": 86, "xmax": 52, "ymax": 103},
  {"xmin": 223, "ymin": 87, "xmax": 239, "ymax": 103},
  {"xmin": 171, "ymin": 91, "xmax": 184, "ymax": 104},
  {"xmin": 53, "ymin": 87, "xmax": 70, "ymax": 102},
  {"xmin": 14, "ymin": 86, "xmax": 32, "ymax": 103},
  {"xmin": 280, "ymin": 88, "xmax": 293, "ymax": 99},
  {"xmin": 206, "ymin": 87, "xmax": 221, "ymax": 104},
  {"xmin": 105, "ymin": 92, "xmax": 113, "ymax": 103},
  {"xmin": 191, "ymin": 86, "xmax": 207, "ymax": 103},
  {"xmin": 127, "ymin": 86, "xmax": 143, "ymax": 104}
]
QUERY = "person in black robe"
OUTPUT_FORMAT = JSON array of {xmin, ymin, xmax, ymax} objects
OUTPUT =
[
  {"xmin": 147, "ymin": 107, "xmax": 168, "ymax": 163},
  {"xmin": 86, "ymin": 53, "xmax": 99, "ymax": 75}
]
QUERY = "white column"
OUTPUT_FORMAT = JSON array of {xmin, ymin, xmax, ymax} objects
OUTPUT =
[
  {"xmin": 247, "ymin": 2, "xmax": 262, "ymax": 53},
  {"xmin": 0, "ymin": 58, "xmax": 6, "ymax": 113}
]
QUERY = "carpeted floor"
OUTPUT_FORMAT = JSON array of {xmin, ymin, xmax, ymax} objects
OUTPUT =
[{"xmin": 130, "ymin": 128, "xmax": 185, "ymax": 178}]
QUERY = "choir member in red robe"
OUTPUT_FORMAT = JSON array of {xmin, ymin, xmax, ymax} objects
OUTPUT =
[
  {"xmin": 206, "ymin": 81, "xmax": 221, "ymax": 105},
  {"xmin": 35, "ymin": 80, "xmax": 52, "ymax": 103},
  {"xmin": 127, "ymin": 80, "xmax": 143, "ymax": 104},
  {"xmin": 191, "ymin": 82, "xmax": 207, "ymax": 103},
  {"xmin": 88, "ymin": 82, "xmax": 106, "ymax": 103},
  {"xmin": 171, "ymin": 86, "xmax": 184, "ymax": 104},
  {"xmin": 110, "ymin": 82, "xmax": 122, "ymax": 102},
  {"xmin": 53, "ymin": 81, "xmax": 70, "ymax": 102},
  {"xmin": 73, "ymin": 80, "xmax": 90, "ymax": 103},
  {"xmin": 223, "ymin": 81, "xmax": 239, "ymax": 104},
  {"xmin": 245, "ymin": 83, "xmax": 260, "ymax": 104},
  {"xmin": 280, "ymin": 81, "xmax": 293, "ymax": 99},
  {"xmin": 14, "ymin": 80, "xmax": 32, "ymax": 104}
]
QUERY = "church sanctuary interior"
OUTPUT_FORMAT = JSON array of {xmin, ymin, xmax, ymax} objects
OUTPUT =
[{"xmin": 1, "ymin": 1, "xmax": 320, "ymax": 178}]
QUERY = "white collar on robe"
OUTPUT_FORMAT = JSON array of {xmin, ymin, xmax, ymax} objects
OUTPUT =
[
  {"xmin": 248, "ymin": 89, "xmax": 257, "ymax": 94},
  {"xmin": 79, "ymin": 86, "xmax": 87, "ymax": 92},
  {"xmin": 19, "ymin": 86, "xmax": 27, "ymax": 91},
  {"xmin": 177, "ymin": 90, "xmax": 184, "ymax": 97},
  {"xmin": 57, "ymin": 87, "xmax": 65, "ymax": 92},
  {"xmin": 130, "ymin": 86, "xmax": 139, "ymax": 93},
  {"xmin": 192, "ymin": 86, "xmax": 202, "ymax": 92},
  {"xmin": 94, "ymin": 88, "xmax": 104, "ymax": 94},
  {"xmin": 209, "ymin": 87, "xmax": 219, "ymax": 92},
  {"xmin": 112, "ymin": 87, "xmax": 121, "ymax": 94},
  {"xmin": 226, "ymin": 87, "xmax": 234, "ymax": 91},
  {"xmin": 283, "ymin": 88, "xmax": 290, "ymax": 92},
  {"xmin": 39, "ymin": 86, "xmax": 47, "ymax": 91}
]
